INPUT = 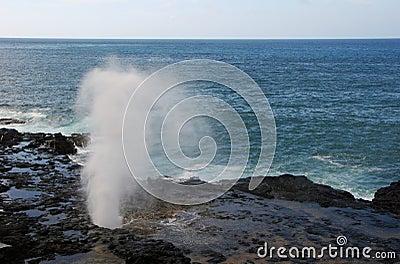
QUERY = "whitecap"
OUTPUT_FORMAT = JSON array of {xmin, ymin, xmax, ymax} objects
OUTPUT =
[{"xmin": 312, "ymin": 155, "xmax": 345, "ymax": 167}]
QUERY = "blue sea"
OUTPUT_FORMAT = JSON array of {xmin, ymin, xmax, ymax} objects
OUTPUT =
[{"xmin": 0, "ymin": 38, "xmax": 399, "ymax": 200}]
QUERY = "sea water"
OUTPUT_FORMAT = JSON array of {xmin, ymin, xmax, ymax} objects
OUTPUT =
[{"xmin": 0, "ymin": 38, "xmax": 399, "ymax": 200}]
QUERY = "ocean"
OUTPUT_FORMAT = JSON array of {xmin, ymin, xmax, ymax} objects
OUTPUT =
[{"xmin": 0, "ymin": 38, "xmax": 399, "ymax": 200}]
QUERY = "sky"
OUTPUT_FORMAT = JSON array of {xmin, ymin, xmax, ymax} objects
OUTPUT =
[{"xmin": 0, "ymin": 0, "xmax": 399, "ymax": 39}]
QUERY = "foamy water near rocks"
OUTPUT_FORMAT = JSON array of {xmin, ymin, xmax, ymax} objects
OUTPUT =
[{"xmin": 0, "ymin": 128, "xmax": 399, "ymax": 263}]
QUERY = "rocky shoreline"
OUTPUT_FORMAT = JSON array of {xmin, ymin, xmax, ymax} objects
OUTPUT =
[
  {"xmin": 0, "ymin": 128, "xmax": 399, "ymax": 263},
  {"xmin": 0, "ymin": 128, "xmax": 190, "ymax": 263}
]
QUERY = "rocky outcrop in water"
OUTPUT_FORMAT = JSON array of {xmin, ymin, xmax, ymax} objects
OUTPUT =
[
  {"xmin": 0, "ymin": 128, "xmax": 89, "ymax": 155},
  {"xmin": 234, "ymin": 174, "xmax": 371, "ymax": 210},
  {"xmin": 0, "ymin": 118, "xmax": 26, "ymax": 125}
]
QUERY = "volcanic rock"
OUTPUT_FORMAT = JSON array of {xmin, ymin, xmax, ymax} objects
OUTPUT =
[
  {"xmin": 373, "ymin": 180, "xmax": 400, "ymax": 215},
  {"xmin": 0, "ymin": 128, "xmax": 22, "ymax": 146},
  {"xmin": 70, "ymin": 133, "xmax": 91, "ymax": 148},
  {"xmin": 233, "ymin": 174, "xmax": 368, "ymax": 209},
  {"xmin": 0, "ymin": 118, "xmax": 25, "ymax": 125},
  {"xmin": 46, "ymin": 133, "xmax": 77, "ymax": 155}
]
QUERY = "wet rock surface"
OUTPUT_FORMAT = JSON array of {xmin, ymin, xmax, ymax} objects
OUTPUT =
[
  {"xmin": 147, "ymin": 190, "xmax": 399, "ymax": 263},
  {"xmin": 0, "ymin": 129, "xmax": 189, "ymax": 263},
  {"xmin": 0, "ymin": 128, "xmax": 399, "ymax": 263}
]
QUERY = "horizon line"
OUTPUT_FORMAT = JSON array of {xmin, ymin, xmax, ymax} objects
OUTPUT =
[{"xmin": 1, "ymin": 36, "xmax": 399, "ymax": 41}]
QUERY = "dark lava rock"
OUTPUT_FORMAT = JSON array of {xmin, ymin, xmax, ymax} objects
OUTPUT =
[
  {"xmin": 0, "ymin": 128, "xmax": 22, "ymax": 146},
  {"xmin": 0, "ymin": 118, "xmax": 25, "ymax": 125},
  {"xmin": 108, "ymin": 231, "xmax": 191, "ymax": 264},
  {"xmin": 200, "ymin": 249, "xmax": 227, "ymax": 263},
  {"xmin": 180, "ymin": 177, "xmax": 206, "ymax": 185},
  {"xmin": 372, "ymin": 180, "xmax": 400, "ymax": 215},
  {"xmin": 234, "ymin": 174, "xmax": 367, "ymax": 209},
  {"xmin": 0, "ymin": 164, "xmax": 12, "ymax": 173},
  {"xmin": 0, "ymin": 183, "xmax": 9, "ymax": 192},
  {"xmin": 47, "ymin": 133, "xmax": 77, "ymax": 155},
  {"xmin": 26, "ymin": 132, "xmax": 46, "ymax": 148},
  {"xmin": 0, "ymin": 128, "xmax": 194, "ymax": 264},
  {"xmin": 70, "ymin": 133, "xmax": 91, "ymax": 148},
  {"xmin": 2, "ymin": 128, "xmax": 399, "ymax": 263},
  {"xmin": 0, "ymin": 214, "xmax": 37, "ymax": 263}
]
